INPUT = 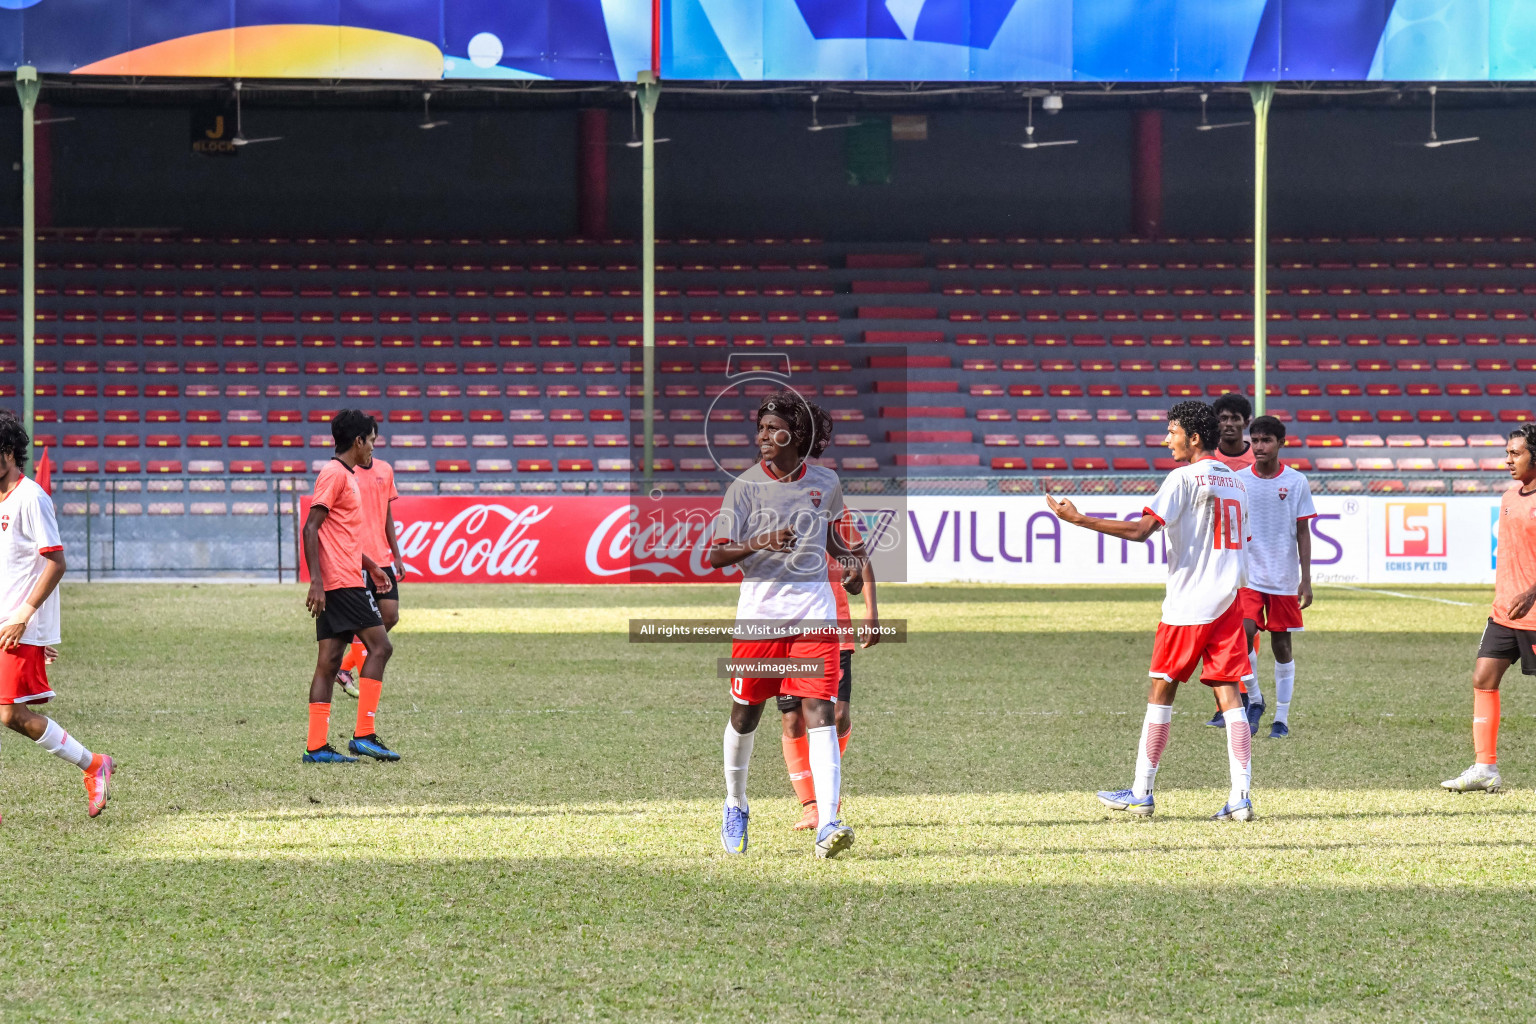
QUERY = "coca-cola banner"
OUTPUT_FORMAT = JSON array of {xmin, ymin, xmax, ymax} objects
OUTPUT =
[{"xmin": 299, "ymin": 494, "xmax": 908, "ymax": 584}]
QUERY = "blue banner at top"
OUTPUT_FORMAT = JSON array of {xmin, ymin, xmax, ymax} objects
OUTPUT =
[{"xmin": 1, "ymin": 0, "xmax": 1532, "ymax": 81}]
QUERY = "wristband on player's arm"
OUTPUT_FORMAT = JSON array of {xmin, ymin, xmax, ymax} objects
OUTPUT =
[{"xmin": 4, "ymin": 601, "xmax": 37, "ymax": 628}]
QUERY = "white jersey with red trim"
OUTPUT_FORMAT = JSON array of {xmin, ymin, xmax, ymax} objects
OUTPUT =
[
  {"xmin": 0, "ymin": 476, "xmax": 63, "ymax": 646},
  {"xmin": 712, "ymin": 461, "xmax": 845, "ymax": 630},
  {"xmin": 1144, "ymin": 457, "xmax": 1248, "ymax": 626},
  {"xmin": 1239, "ymin": 464, "xmax": 1316, "ymax": 595}
]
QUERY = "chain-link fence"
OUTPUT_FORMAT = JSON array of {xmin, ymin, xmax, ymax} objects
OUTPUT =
[{"xmin": 53, "ymin": 471, "xmax": 1507, "ymax": 578}]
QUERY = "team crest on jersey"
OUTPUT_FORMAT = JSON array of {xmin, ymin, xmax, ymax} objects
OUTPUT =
[
  {"xmin": 0, "ymin": 514, "xmax": 8, "ymax": 531},
  {"xmin": 807, "ymin": 488, "xmax": 823, "ymax": 508},
  {"xmin": 1278, "ymin": 487, "xmax": 1289, "ymax": 501}
]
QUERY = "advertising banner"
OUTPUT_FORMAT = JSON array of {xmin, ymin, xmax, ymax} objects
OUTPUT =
[
  {"xmin": 298, "ymin": 493, "xmax": 906, "ymax": 585},
  {"xmin": 4, "ymin": 0, "xmax": 1533, "ymax": 83},
  {"xmin": 297, "ymin": 492, "xmax": 1502, "ymax": 587}
]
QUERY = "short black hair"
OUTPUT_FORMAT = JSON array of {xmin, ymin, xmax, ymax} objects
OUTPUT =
[
  {"xmin": 1249, "ymin": 414, "xmax": 1287, "ymax": 442},
  {"xmin": 0, "ymin": 411, "xmax": 29, "ymax": 471},
  {"xmin": 1167, "ymin": 400, "xmax": 1219, "ymax": 454},
  {"xmin": 1212, "ymin": 392, "xmax": 1252, "ymax": 422},
  {"xmin": 331, "ymin": 409, "xmax": 378, "ymax": 453},
  {"xmin": 757, "ymin": 389, "xmax": 834, "ymax": 459},
  {"xmin": 1510, "ymin": 423, "xmax": 1536, "ymax": 454}
]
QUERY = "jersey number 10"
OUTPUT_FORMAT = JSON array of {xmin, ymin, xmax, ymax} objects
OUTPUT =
[{"xmin": 1213, "ymin": 498, "xmax": 1244, "ymax": 551}]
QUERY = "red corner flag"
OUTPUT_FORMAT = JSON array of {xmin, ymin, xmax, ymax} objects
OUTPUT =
[{"xmin": 34, "ymin": 446, "xmax": 52, "ymax": 495}]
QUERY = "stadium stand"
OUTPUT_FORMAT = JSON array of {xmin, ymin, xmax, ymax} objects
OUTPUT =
[{"xmin": 3, "ymin": 229, "xmax": 1528, "ymax": 496}]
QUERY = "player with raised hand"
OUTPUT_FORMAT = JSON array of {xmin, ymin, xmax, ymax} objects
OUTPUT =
[
  {"xmin": 1442, "ymin": 423, "xmax": 1536, "ymax": 794},
  {"xmin": 1238, "ymin": 416, "xmax": 1316, "ymax": 739},
  {"xmin": 0, "ymin": 411, "xmax": 116, "ymax": 819},
  {"xmin": 301, "ymin": 411, "xmax": 398, "ymax": 765},
  {"xmin": 779, "ymin": 517, "xmax": 879, "ymax": 831},
  {"xmin": 1048, "ymin": 400, "xmax": 1256, "ymax": 821},
  {"xmin": 709, "ymin": 390, "xmax": 865, "ymax": 859},
  {"xmin": 334, "ymin": 425, "xmax": 403, "ymax": 700}
]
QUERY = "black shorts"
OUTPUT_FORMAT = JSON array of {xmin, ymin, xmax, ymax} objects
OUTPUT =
[
  {"xmin": 368, "ymin": 565, "xmax": 400, "ymax": 603},
  {"xmin": 777, "ymin": 649, "xmax": 853, "ymax": 712},
  {"xmin": 316, "ymin": 587, "xmax": 383, "ymax": 642},
  {"xmin": 1478, "ymin": 618, "xmax": 1536, "ymax": 676}
]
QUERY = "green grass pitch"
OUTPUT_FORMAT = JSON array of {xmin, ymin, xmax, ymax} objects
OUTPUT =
[{"xmin": 5, "ymin": 581, "xmax": 1536, "ymax": 1022}]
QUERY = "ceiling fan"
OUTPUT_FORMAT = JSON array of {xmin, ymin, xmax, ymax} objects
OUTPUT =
[
  {"xmin": 1195, "ymin": 92, "xmax": 1249, "ymax": 131},
  {"xmin": 231, "ymin": 81, "xmax": 282, "ymax": 147},
  {"xmin": 418, "ymin": 91, "xmax": 450, "ymax": 130},
  {"xmin": 1012, "ymin": 95, "xmax": 1077, "ymax": 150},
  {"xmin": 1419, "ymin": 85, "xmax": 1477, "ymax": 148},
  {"xmin": 807, "ymin": 93, "xmax": 860, "ymax": 132},
  {"xmin": 623, "ymin": 89, "xmax": 670, "ymax": 148}
]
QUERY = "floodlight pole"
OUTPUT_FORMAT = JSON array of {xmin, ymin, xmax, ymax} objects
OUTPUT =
[
  {"xmin": 639, "ymin": 71, "xmax": 660, "ymax": 489},
  {"xmin": 15, "ymin": 67, "xmax": 38, "ymax": 465},
  {"xmin": 1250, "ymin": 83, "xmax": 1274, "ymax": 418}
]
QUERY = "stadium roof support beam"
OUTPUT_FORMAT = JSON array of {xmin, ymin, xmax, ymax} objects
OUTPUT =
[
  {"xmin": 638, "ymin": 71, "xmax": 660, "ymax": 489},
  {"xmin": 1250, "ymin": 82, "xmax": 1274, "ymax": 418},
  {"xmin": 15, "ymin": 66, "xmax": 38, "ymax": 457}
]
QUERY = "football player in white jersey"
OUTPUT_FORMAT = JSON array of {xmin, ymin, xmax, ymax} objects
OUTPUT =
[
  {"xmin": 1238, "ymin": 416, "xmax": 1315, "ymax": 739},
  {"xmin": 709, "ymin": 390, "xmax": 865, "ymax": 860},
  {"xmin": 1048, "ymin": 400, "xmax": 1256, "ymax": 821},
  {"xmin": 0, "ymin": 412, "xmax": 115, "ymax": 820}
]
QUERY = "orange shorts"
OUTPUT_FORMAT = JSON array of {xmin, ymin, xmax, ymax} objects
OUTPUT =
[
  {"xmin": 1149, "ymin": 598, "xmax": 1250, "ymax": 685},
  {"xmin": 0, "ymin": 643, "xmax": 53, "ymax": 705},
  {"xmin": 728, "ymin": 630, "xmax": 840, "ymax": 705},
  {"xmin": 1238, "ymin": 587, "xmax": 1304, "ymax": 633}
]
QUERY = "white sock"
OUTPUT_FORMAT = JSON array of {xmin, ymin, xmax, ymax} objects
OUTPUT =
[
  {"xmin": 36, "ymin": 718, "xmax": 94, "ymax": 770},
  {"xmin": 1245, "ymin": 649, "xmax": 1264, "ymax": 705},
  {"xmin": 807, "ymin": 725, "xmax": 842, "ymax": 831},
  {"xmin": 1221, "ymin": 707, "xmax": 1252, "ymax": 804},
  {"xmin": 723, "ymin": 723, "xmax": 754, "ymax": 812},
  {"xmin": 1133, "ymin": 703, "xmax": 1173, "ymax": 797},
  {"xmin": 1274, "ymin": 660, "xmax": 1295, "ymax": 726}
]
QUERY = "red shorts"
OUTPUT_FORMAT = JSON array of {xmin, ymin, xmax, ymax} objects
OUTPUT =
[
  {"xmin": 728, "ymin": 630, "xmax": 840, "ymax": 705},
  {"xmin": 0, "ymin": 644, "xmax": 53, "ymax": 705},
  {"xmin": 1238, "ymin": 587, "xmax": 1304, "ymax": 633},
  {"xmin": 1149, "ymin": 598, "xmax": 1250, "ymax": 686}
]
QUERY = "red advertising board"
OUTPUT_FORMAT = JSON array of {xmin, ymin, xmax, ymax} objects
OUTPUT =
[{"xmin": 299, "ymin": 495, "xmax": 734, "ymax": 584}]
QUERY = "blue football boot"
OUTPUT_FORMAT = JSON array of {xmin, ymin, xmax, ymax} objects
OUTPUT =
[
  {"xmin": 721, "ymin": 804, "xmax": 749, "ymax": 854},
  {"xmin": 814, "ymin": 819, "xmax": 855, "ymax": 859},
  {"xmin": 348, "ymin": 735, "xmax": 401, "ymax": 761},
  {"xmin": 302, "ymin": 744, "xmax": 358, "ymax": 764},
  {"xmin": 1097, "ymin": 788, "xmax": 1155, "ymax": 817}
]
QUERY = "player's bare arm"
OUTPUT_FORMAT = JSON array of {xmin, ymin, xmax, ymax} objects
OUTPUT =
[
  {"xmin": 1297, "ymin": 519, "xmax": 1314, "ymax": 610},
  {"xmin": 0, "ymin": 548, "xmax": 64, "ymax": 651},
  {"xmin": 856, "ymin": 560, "xmax": 880, "ymax": 649},
  {"xmin": 302, "ymin": 505, "xmax": 330, "ymax": 617},
  {"xmin": 1047, "ymin": 493, "xmax": 1162, "ymax": 542},
  {"xmin": 826, "ymin": 520, "xmax": 868, "ymax": 593},
  {"xmin": 708, "ymin": 525, "xmax": 796, "ymax": 568},
  {"xmin": 385, "ymin": 503, "xmax": 405, "ymax": 578},
  {"xmin": 362, "ymin": 553, "xmax": 390, "ymax": 593}
]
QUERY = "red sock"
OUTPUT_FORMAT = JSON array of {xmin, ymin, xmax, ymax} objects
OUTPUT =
[
  {"xmin": 1475, "ymin": 689, "xmax": 1500, "ymax": 765},
  {"xmin": 307, "ymin": 702, "xmax": 330, "ymax": 752},
  {"xmin": 782, "ymin": 733, "xmax": 816, "ymax": 807},
  {"xmin": 356, "ymin": 677, "xmax": 382, "ymax": 737},
  {"xmin": 838, "ymin": 728, "xmax": 850, "ymax": 757},
  {"xmin": 340, "ymin": 640, "xmax": 366, "ymax": 676}
]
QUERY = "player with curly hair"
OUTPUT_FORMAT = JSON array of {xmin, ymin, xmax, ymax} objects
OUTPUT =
[
  {"xmin": 708, "ymin": 389, "xmax": 865, "ymax": 859},
  {"xmin": 0, "ymin": 411, "xmax": 116, "ymax": 820},
  {"xmin": 1048, "ymin": 401, "xmax": 1257, "ymax": 822},
  {"xmin": 1443, "ymin": 422, "xmax": 1536, "ymax": 793}
]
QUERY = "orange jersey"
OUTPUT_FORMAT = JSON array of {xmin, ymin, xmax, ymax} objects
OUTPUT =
[
  {"xmin": 1492, "ymin": 483, "xmax": 1536, "ymax": 629},
  {"xmin": 354, "ymin": 458, "xmax": 398, "ymax": 566},
  {"xmin": 1213, "ymin": 445, "xmax": 1255, "ymax": 472},
  {"xmin": 311, "ymin": 459, "xmax": 369, "ymax": 591},
  {"xmin": 826, "ymin": 511, "xmax": 863, "ymax": 652}
]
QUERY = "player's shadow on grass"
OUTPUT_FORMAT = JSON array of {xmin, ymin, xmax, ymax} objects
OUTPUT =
[{"xmin": 230, "ymin": 805, "xmax": 628, "ymax": 823}]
